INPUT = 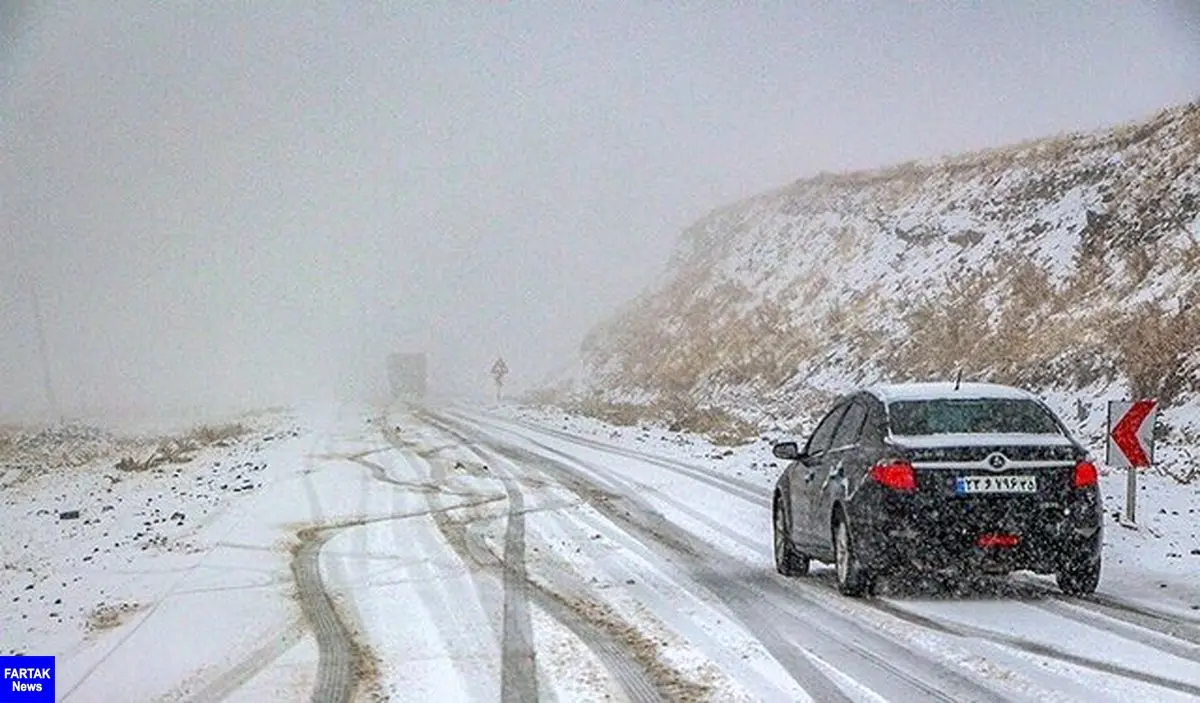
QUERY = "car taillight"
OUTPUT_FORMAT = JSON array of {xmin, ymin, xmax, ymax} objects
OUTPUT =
[
  {"xmin": 869, "ymin": 460, "xmax": 917, "ymax": 492},
  {"xmin": 977, "ymin": 533, "xmax": 1020, "ymax": 548},
  {"xmin": 1073, "ymin": 460, "xmax": 1098, "ymax": 488}
]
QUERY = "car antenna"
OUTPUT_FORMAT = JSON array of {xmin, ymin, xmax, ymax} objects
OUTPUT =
[{"xmin": 954, "ymin": 368, "xmax": 963, "ymax": 391}]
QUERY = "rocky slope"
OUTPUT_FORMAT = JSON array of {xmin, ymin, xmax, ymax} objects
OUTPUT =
[{"xmin": 551, "ymin": 100, "xmax": 1200, "ymax": 451}]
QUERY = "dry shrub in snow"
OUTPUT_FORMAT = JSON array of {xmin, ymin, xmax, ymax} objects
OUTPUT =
[
  {"xmin": 185, "ymin": 422, "xmax": 249, "ymax": 446},
  {"xmin": 116, "ymin": 422, "xmax": 250, "ymax": 472}
]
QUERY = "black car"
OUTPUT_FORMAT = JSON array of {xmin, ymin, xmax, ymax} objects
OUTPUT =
[{"xmin": 771, "ymin": 382, "xmax": 1102, "ymax": 597}]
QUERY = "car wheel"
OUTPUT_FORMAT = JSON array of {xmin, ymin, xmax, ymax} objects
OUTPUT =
[
  {"xmin": 773, "ymin": 493, "xmax": 810, "ymax": 577},
  {"xmin": 833, "ymin": 513, "xmax": 873, "ymax": 597},
  {"xmin": 1056, "ymin": 554, "xmax": 1101, "ymax": 596}
]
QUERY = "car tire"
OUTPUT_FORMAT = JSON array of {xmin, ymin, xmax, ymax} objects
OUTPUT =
[
  {"xmin": 833, "ymin": 512, "xmax": 873, "ymax": 597},
  {"xmin": 1056, "ymin": 553, "xmax": 1101, "ymax": 596},
  {"xmin": 773, "ymin": 492, "xmax": 810, "ymax": 577}
]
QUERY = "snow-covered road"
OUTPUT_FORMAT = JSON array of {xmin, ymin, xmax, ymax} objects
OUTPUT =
[
  {"xmin": 423, "ymin": 407, "xmax": 1200, "ymax": 703},
  {"xmin": 5, "ymin": 402, "xmax": 1200, "ymax": 702}
]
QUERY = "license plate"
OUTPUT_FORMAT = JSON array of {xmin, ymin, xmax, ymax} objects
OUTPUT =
[{"xmin": 955, "ymin": 475, "xmax": 1037, "ymax": 495}]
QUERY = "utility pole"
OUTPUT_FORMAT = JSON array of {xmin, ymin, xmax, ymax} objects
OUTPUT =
[{"xmin": 28, "ymin": 275, "xmax": 61, "ymax": 424}]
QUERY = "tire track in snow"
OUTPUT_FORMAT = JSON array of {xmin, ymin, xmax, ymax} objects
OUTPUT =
[
  {"xmin": 379, "ymin": 419, "xmax": 541, "ymax": 702},
  {"xmin": 865, "ymin": 598, "xmax": 1200, "ymax": 698},
  {"xmin": 462, "ymin": 410, "xmax": 767, "ymax": 503},
  {"xmin": 410, "ymin": 428, "xmax": 543, "ymax": 702},
  {"xmin": 478, "ymin": 411, "xmax": 1200, "ymax": 700},
  {"xmin": 1099, "ymin": 595, "xmax": 1200, "ymax": 625},
  {"xmin": 145, "ymin": 428, "xmax": 334, "ymax": 703},
  {"xmin": 291, "ymin": 501, "xmax": 505, "ymax": 703},
  {"xmin": 494, "ymin": 467, "xmax": 541, "ymax": 702},
  {"xmin": 174, "ymin": 619, "xmax": 307, "ymax": 703},
  {"xmin": 344, "ymin": 454, "xmax": 472, "ymax": 495},
  {"xmin": 291, "ymin": 543, "xmax": 352, "ymax": 703},
  {"xmin": 384, "ymin": 456, "xmax": 504, "ymax": 703},
  {"xmin": 461, "ymin": 408, "xmax": 1200, "ymax": 700},
  {"xmin": 1030, "ymin": 596, "xmax": 1200, "ymax": 663},
  {"xmin": 290, "ymin": 418, "xmax": 474, "ymax": 703},
  {"xmin": 870, "ymin": 549, "xmax": 1200, "ymax": 666},
  {"xmin": 821, "ymin": 570, "xmax": 1200, "ymax": 673},
  {"xmin": 444, "ymin": 411, "xmax": 1023, "ymax": 703},
  {"xmin": 404, "ymin": 413, "xmax": 672, "ymax": 702},
  {"xmin": 450, "ymin": 411, "xmax": 775, "ymax": 559},
  {"xmin": 1054, "ymin": 590, "xmax": 1200, "ymax": 645},
  {"xmin": 295, "ymin": 442, "xmax": 358, "ymax": 703},
  {"xmin": 518, "ymin": 506, "xmax": 791, "ymax": 702},
  {"xmin": 345, "ymin": 447, "xmax": 508, "ymax": 701},
  {"xmin": 63, "ymin": 425, "xmax": 328, "ymax": 703},
  {"xmin": 499, "ymin": 429, "xmax": 767, "ymax": 555},
  {"xmin": 437, "ymin": 414, "xmax": 857, "ymax": 702},
  {"xmin": 484, "ymin": 410, "xmax": 1200, "ymax": 653},
  {"xmin": 454, "ymin": 445, "xmax": 691, "ymax": 703}
]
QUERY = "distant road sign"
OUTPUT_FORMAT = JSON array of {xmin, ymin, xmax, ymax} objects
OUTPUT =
[
  {"xmin": 1106, "ymin": 399, "xmax": 1157, "ymax": 468},
  {"xmin": 491, "ymin": 357, "xmax": 509, "ymax": 402},
  {"xmin": 491, "ymin": 357, "xmax": 509, "ymax": 381}
]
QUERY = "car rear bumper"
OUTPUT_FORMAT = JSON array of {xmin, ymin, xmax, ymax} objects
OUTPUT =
[
  {"xmin": 858, "ymin": 522, "xmax": 1101, "ymax": 576},
  {"xmin": 849, "ymin": 494, "xmax": 1102, "ymax": 576}
]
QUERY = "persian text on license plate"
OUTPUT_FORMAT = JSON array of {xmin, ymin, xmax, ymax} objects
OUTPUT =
[{"xmin": 955, "ymin": 475, "xmax": 1037, "ymax": 495}]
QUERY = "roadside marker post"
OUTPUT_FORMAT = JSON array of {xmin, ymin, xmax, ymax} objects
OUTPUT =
[
  {"xmin": 491, "ymin": 357, "xmax": 509, "ymax": 403},
  {"xmin": 1105, "ymin": 398, "xmax": 1158, "ymax": 525}
]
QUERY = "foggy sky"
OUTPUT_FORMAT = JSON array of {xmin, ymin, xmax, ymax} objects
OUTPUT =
[{"xmin": 2, "ymin": 2, "xmax": 1198, "ymax": 423}]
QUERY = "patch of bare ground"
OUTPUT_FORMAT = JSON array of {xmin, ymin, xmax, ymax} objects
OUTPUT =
[
  {"xmin": 349, "ymin": 638, "xmax": 386, "ymax": 703},
  {"xmin": 85, "ymin": 601, "xmax": 145, "ymax": 634}
]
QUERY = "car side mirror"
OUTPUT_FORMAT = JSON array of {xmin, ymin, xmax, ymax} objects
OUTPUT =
[{"xmin": 772, "ymin": 441, "xmax": 802, "ymax": 461}]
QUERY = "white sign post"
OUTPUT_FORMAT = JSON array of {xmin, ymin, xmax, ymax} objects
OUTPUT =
[
  {"xmin": 1105, "ymin": 399, "xmax": 1158, "ymax": 525},
  {"xmin": 491, "ymin": 357, "xmax": 509, "ymax": 403}
]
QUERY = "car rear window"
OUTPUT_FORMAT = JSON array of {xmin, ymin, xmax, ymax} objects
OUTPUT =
[{"xmin": 888, "ymin": 398, "xmax": 1062, "ymax": 436}]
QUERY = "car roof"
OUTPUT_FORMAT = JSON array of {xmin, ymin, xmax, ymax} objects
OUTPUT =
[{"xmin": 863, "ymin": 381, "xmax": 1039, "ymax": 404}]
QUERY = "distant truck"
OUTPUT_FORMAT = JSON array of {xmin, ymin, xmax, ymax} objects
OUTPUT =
[{"xmin": 387, "ymin": 352, "xmax": 427, "ymax": 399}]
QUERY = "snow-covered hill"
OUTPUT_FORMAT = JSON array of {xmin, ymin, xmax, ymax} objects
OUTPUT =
[{"xmin": 553, "ymin": 100, "xmax": 1200, "ymax": 458}]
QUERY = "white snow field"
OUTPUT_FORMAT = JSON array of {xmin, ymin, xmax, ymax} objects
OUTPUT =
[{"xmin": 2, "ymin": 401, "xmax": 1199, "ymax": 702}]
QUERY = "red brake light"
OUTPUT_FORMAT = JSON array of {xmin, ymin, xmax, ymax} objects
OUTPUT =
[
  {"xmin": 870, "ymin": 460, "xmax": 917, "ymax": 492},
  {"xmin": 977, "ymin": 533, "xmax": 1020, "ymax": 548},
  {"xmin": 1073, "ymin": 460, "xmax": 1098, "ymax": 488}
]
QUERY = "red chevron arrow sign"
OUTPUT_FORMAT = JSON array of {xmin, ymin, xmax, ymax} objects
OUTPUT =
[{"xmin": 1106, "ymin": 399, "xmax": 1158, "ymax": 469}]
